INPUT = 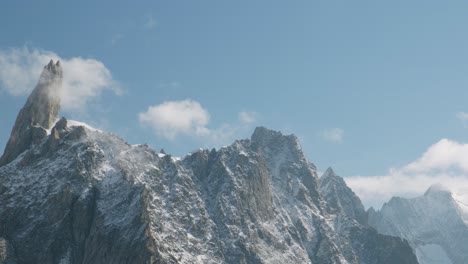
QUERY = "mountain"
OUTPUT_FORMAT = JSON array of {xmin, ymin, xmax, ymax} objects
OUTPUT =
[
  {"xmin": 318, "ymin": 168, "xmax": 417, "ymax": 264},
  {"xmin": 368, "ymin": 184, "xmax": 468, "ymax": 264},
  {"xmin": 319, "ymin": 167, "xmax": 367, "ymax": 225},
  {"xmin": 0, "ymin": 61, "xmax": 418, "ymax": 263},
  {"xmin": 0, "ymin": 60, "xmax": 62, "ymax": 166}
]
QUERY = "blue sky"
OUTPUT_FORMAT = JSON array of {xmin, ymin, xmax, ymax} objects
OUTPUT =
[{"xmin": 3, "ymin": 1, "xmax": 468, "ymax": 207}]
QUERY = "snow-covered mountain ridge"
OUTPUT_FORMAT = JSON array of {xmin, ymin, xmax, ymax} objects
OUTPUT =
[
  {"xmin": 0, "ymin": 61, "xmax": 418, "ymax": 263},
  {"xmin": 368, "ymin": 185, "xmax": 468, "ymax": 264}
]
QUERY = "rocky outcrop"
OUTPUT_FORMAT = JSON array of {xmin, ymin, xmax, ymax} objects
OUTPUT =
[
  {"xmin": 0, "ymin": 60, "xmax": 62, "ymax": 166},
  {"xmin": 319, "ymin": 167, "xmax": 367, "ymax": 225}
]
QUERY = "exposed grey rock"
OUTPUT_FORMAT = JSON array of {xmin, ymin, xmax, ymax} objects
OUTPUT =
[
  {"xmin": 319, "ymin": 167, "xmax": 367, "ymax": 225},
  {"xmin": 0, "ymin": 60, "xmax": 62, "ymax": 166}
]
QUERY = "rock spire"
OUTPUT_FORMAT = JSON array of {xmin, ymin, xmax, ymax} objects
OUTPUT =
[{"xmin": 0, "ymin": 60, "xmax": 62, "ymax": 166}]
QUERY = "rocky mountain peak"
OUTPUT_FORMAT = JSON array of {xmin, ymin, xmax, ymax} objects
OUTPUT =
[
  {"xmin": 424, "ymin": 183, "xmax": 451, "ymax": 196},
  {"xmin": 0, "ymin": 60, "xmax": 63, "ymax": 166},
  {"xmin": 250, "ymin": 126, "xmax": 304, "ymax": 160},
  {"xmin": 319, "ymin": 168, "xmax": 368, "ymax": 225},
  {"xmin": 251, "ymin": 126, "xmax": 288, "ymax": 144},
  {"xmin": 321, "ymin": 167, "xmax": 337, "ymax": 179},
  {"xmin": 370, "ymin": 186, "xmax": 468, "ymax": 264}
]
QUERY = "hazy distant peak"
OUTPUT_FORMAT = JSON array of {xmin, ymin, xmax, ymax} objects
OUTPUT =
[
  {"xmin": 424, "ymin": 183, "xmax": 451, "ymax": 196},
  {"xmin": 322, "ymin": 167, "xmax": 337, "ymax": 179}
]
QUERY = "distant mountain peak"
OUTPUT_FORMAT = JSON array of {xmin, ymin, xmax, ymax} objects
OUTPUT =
[
  {"xmin": 322, "ymin": 167, "xmax": 337, "ymax": 179},
  {"xmin": 424, "ymin": 183, "xmax": 451, "ymax": 196},
  {"xmin": 251, "ymin": 126, "xmax": 296, "ymax": 142},
  {"xmin": 250, "ymin": 126, "xmax": 302, "ymax": 155},
  {"xmin": 370, "ymin": 184, "xmax": 468, "ymax": 264},
  {"xmin": 319, "ymin": 168, "xmax": 368, "ymax": 225},
  {"xmin": 0, "ymin": 59, "xmax": 62, "ymax": 166}
]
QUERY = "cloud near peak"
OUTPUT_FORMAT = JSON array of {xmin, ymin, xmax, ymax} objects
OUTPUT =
[
  {"xmin": 0, "ymin": 47, "xmax": 120, "ymax": 111},
  {"xmin": 138, "ymin": 99, "xmax": 211, "ymax": 140},
  {"xmin": 345, "ymin": 138, "xmax": 468, "ymax": 209},
  {"xmin": 322, "ymin": 128, "xmax": 344, "ymax": 143},
  {"xmin": 138, "ymin": 99, "xmax": 258, "ymax": 146}
]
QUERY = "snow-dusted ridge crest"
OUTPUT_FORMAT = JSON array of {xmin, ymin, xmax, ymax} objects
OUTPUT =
[
  {"xmin": 369, "ymin": 183, "xmax": 468, "ymax": 264},
  {"xmin": 0, "ymin": 119, "xmax": 418, "ymax": 264},
  {"xmin": 0, "ymin": 61, "xmax": 418, "ymax": 263}
]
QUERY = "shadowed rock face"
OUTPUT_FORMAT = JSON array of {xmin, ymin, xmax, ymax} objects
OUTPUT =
[{"xmin": 0, "ymin": 60, "xmax": 62, "ymax": 166}]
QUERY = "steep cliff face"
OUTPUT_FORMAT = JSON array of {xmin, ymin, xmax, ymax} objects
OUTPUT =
[
  {"xmin": 0, "ymin": 60, "xmax": 62, "ymax": 166},
  {"xmin": 0, "ymin": 62, "xmax": 419, "ymax": 263}
]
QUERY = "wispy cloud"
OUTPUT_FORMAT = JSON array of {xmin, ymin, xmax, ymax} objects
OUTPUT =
[
  {"xmin": 238, "ymin": 111, "xmax": 258, "ymax": 125},
  {"xmin": 345, "ymin": 138, "xmax": 468, "ymax": 209},
  {"xmin": 139, "ymin": 99, "xmax": 258, "ymax": 146},
  {"xmin": 0, "ymin": 47, "xmax": 121, "ymax": 111},
  {"xmin": 144, "ymin": 15, "xmax": 157, "ymax": 29},
  {"xmin": 322, "ymin": 128, "xmax": 344, "ymax": 143},
  {"xmin": 110, "ymin": 33, "xmax": 124, "ymax": 45},
  {"xmin": 157, "ymin": 81, "xmax": 180, "ymax": 91},
  {"xmin": 457, "ymin": 111, "xmax": 468, "ymax": 127}
]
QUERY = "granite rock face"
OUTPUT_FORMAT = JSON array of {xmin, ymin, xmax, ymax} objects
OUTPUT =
[
  {"xmin": 0, "ymin": 60, "xmax": 62, "ymax": 166},
  {"xmin": 0, "ymin": 63, "xmax": 419, "ymax": 263}
]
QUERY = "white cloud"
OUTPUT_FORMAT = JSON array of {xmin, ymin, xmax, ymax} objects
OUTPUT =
[
  {"xmin": 238, "ymin": 111, "xmax": 257, "ymax": 125},
  {"xmin": 139, "ymin": 100, "xmax": 258, "ymax": 147},
  {"xmin": 0, "ymin": 47, "xmax": 120, "ymax": 111},
  {"xmin": 345, "ymin": 138, "xmax": 468, "ymax": 209},
  {"xmin": 322, "ymin": 128, "xmax": 344, "ymax": 143},
  {"xmin": 139, "ymin": 99, "xmax": 211, "ymax": 140},
  {"xmin": 457, "ymin": 111, "xmax": 468, "ymax": 121},
  {"xmin": 457, "ymin": 112, "xmax": 468, "ymax": 127},
  {"xmin": 403, "ymin": 139, "xmax": 468, "ymax": 172}
]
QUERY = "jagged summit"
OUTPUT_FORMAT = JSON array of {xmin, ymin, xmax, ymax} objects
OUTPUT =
[
  {"xmin": 369, "ymin": 184, "xmax": 468, "ymax": 264},
  {"xmin": 0, "ymin": 60, "xmax": 63, "ymax": 166},
  {"xmin": 321, "ymin": 167, "xmax": 337, "ymax": 179},
  {"xmin": 424, "ymin": 183, "xmax": 451, "ymax": 196},
  {"xmin": 0, "ymin": 120, "xmax": 419, "ymax": 263},
  {"xmin": 24, "ymin": 59, "xmax": 62, "ymax": 128},
  {"xmin": 319, "ymin": 168, "xmax": 368, "ymax": 225},
  {"xmin": 251, "ymin": 126, "xmax": 297, "ymax": 144},
  {"xmin": 0, "ymin": 67, "xmax": 418, "ymax": 263},
  {"xmin": 250, "ymin": 126, "xmax": 304, "ymax": 160}
]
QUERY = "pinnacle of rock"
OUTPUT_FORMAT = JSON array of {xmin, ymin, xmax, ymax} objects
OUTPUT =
[{"xmin": 0, "ymin": 60, "xmax": 63, "ymax": 166}]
